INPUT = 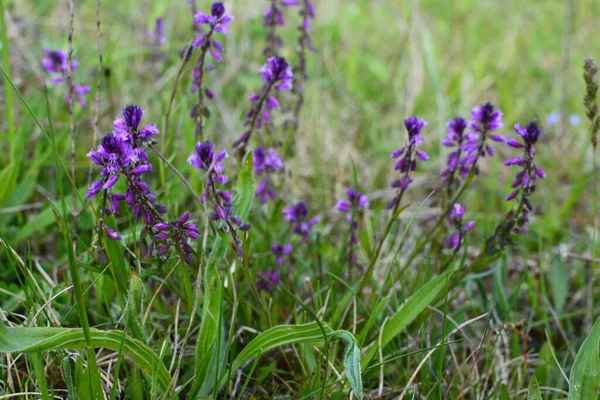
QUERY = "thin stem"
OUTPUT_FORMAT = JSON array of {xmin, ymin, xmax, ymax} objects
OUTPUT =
[
  {"xmin": 67, "ymin": 0, "xmax": 76, "ymax": 216},
  {"xmin": 193, "ymin": 31, "xmax": 215, "ymax": 141},
  {"xmin": 0, "ymin": 0, "xmax": 15, "ymax": 142}
]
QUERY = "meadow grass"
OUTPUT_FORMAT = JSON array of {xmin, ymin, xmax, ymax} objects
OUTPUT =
[{"xmin": 1, "ymin": 0, "xmax": 600, "ymax": 398}]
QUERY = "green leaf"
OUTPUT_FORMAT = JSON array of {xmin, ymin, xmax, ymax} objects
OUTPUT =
[
  {"xmin": 331, "ymin": 330, "xmax": 363, "ymax": 399},
  {"xmin": 569, "ymin": 316, "xmax": 600, "ymax": 400},
  {"xmin": 528, "ymin": 375, "xmax": 543, "ymax": 400},
  {"xmin": 361, "ymin": 270, "xmax": 450, "ymax": 369},
  {"xmin": 550, "ymin": 257, "xmax": 568, "ymax": 313},
  {"xmin": 233, "ymin": 152, "xmax": 255, "ymax": 220},
  {"xmin": 189, "ymin": 238, "xmax": 228, "ymax": 399},
  {"xmin": 0, "ymin": 163, "xmax": 18, "ymax": 208},
  {"xmin": 222, "ymin": 322, "xmax": 363, "ymax": 399},
  {"xmin": 0, "ymin": 323, "xmax": 171, "ymax": 390}
]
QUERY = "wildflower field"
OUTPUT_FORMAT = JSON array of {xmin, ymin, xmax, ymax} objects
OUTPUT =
[{"xmin": 1, "ymin": 0, "xmax": 600, "ymax": 398}]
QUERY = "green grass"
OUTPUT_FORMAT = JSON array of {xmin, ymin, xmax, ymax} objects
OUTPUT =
[{"xmin": 1, "ymin": 0, "xmax": 600, "ymax": 398}]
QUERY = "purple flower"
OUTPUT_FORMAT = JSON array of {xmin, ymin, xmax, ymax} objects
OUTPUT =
[
  {"xmin": 283, "ymin": 201, "xmax": 318, "ymax": 238},
  {"xmin": 253, "ymin": 147, "xmax": 285, "ymax": 204},
  {"xmin": 503, "ymin": 120, "xmax": 545, "ymax": 232},
  {"xmin": 271, "ymin": 243, "xmax": 293, "ymax": 265},
  {"xmin": 87, "ymin": 104, "xmax": 167, "ymax": 244},
  {"xmin": 256, "ymin": 269, "xmax": 281, "ymax": 292},
  {"xmin": 470, "ymin": 102, "xmax": 503, "ymax": 133},
  {"xmin": 147, "ymin": 18, "xmax": 166, "ymax": 62},
  {"xmin": 337, "ymin": 188, "xmax": 368, "ymax": 269},
  {"xmin": 443, "ymin": 203, "xmax": 474, "ymax": 250},
  {"xmin": 441, "ymin": 117, "xmax": 471, "ymax": 191},
  {"xmin": 195, "ymin": 2, "xmax": 234, "ymax": 34},
  {"xmin": 42, "ymin": 49, "xmax": 89, "ymax": 107},
  {"xmin": 152, "ymin": 212, "xmax": 199, "ymax": 265},
  {"xmin": 42, "ymin": 49, "xmax": 72, "ymax": 77},
  {"xmin": 253, "ymin": 147, "xmax": 284, "ymax": 174},
  {"xmin": 189, "ymin": 141, "xmax": 249, "ymax": 256},
  {"xmin": 234, "ymin": 57, "xmax": 294, "ymax": 153},
  {"xmin": 459, "ymin": 103, "xmax": 504, "ymax": 177},
  {"xmin": 336, "ymin": 189, "xmax": 368, "ymax": 215},
  {"xmin": 190, "ymin": 3, "xmax": 233, "ymax": 139},
  {"xmin": 113, "ymin": 104, "xmax": 160, "ymax": 151},
  {"xmin": 389, "ymin": 116, "xmax": 428, "ymax": 208},
  {"xmin": 259, "ymin": 56, "xmax": 293, "ymax": 90}
]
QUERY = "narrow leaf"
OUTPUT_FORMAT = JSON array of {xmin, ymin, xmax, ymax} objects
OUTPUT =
[
  {"xmin": 361, "ymin": 270, "xmax": 450, "ymax": 369},
  {"xmin": 569, "ymin": 317, "xmax": 600, "ymax": 400}
]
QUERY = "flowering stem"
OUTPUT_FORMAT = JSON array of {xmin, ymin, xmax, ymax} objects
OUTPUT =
[
  {"xmin": 237, "ymin": 80, "xmax": 275, "ymax": 154},
  {"xmin": 193, "ymin": 31, "xmax": 215, "ymax": 141},
  {"xmin": 291, "ymin": 0, "xmax": 311, "ymax": 131}
]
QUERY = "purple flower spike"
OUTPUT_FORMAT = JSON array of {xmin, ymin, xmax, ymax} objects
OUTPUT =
[
  {"xmin": 190, "ymin": 2, "xmax": 233, "ymax": 139},
  {"xmin": 337, "ymin": 188, "xmax": 368, "ymax": 269},
  {"xmin": 189, "ymin": 141, "xmax": 248, "ymax": 257},
  {"xmin": 470, "ymin": 102, "xmax": 503, "ymax": 133},
  {"xmin": 440, "ymin": 116, "xmax": 470, "ymax": 193},
  {"xmin": 87, "ymin": 104, "xmax": 174, "ymax": 254},
  {"xmin": 253, "ymin": 147, "xmax": 285, "ymax": 204},
  {"xmin": 234, "ymin": 57, "xmax": 294, "ymax": 154},
  {"xmin": 458, "ymin": 103, "xmax": 504, "ymax": 179},
  {"xmin": 389, "ymin": 116, "xmax": 428, "ymax": 208},
  {"xmin": 256, "ymin": 269, "xmax": 281, "ymax": 293},
  {"xmin": 42, "ymin": 49, "xmax": 89, "ymax": 107},
  {"xmin": 284, "ymin": 201, "xmax": 318, "ymax": 239},
  {"xmin": 195, "ymin": 2, "xmax": 233, "ymax": 33},
  {"xmin": 444, "ymin": 203, "xmax": 474, "ymax": 250},
  {"xmin": 502, "ymin": 120, "xmax": 545, "ymax": 233}
]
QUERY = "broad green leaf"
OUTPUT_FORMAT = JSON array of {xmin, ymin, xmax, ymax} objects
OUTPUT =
[
  {"xmin": 361, "ymin": 270, "xmax": 450, "ymax": 369},
  {"xmin": 0, "ymin": 323, "xmax": 171, "ymax": 390},
  {"xmin": 569, "ymin": 316, "xmax": 600, "ymax": 400},
  {"xmin": 74, "ymin": 355, "xmax": 103, "ymax": 400},
  {"xmin": 528, "ymin": 375, "xmax": 543, "ymax": 400},
  {"xmin": 331, "ymin": 330, "xmax": 363, "ymax": 399}
]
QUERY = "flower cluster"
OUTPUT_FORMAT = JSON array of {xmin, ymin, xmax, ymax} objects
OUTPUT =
[
  {"xmin": 188, "ymin": 141, "xmax": 250, "ymax": 255},
  {"xmin": 41, "ymin": 49, "xmax": 90, "ymax": 106},
  {"xmin": 336, "ymin": 189, "xmax": 368, "ymax": 268},
  {"xmin": 253, "ymin": 147, "xmax": 285, "ymax": 203},
  {"xmin": 256, "ymin": 269, "xmax": 281, "ymax": 292},
  {"xmin": 262, "ymin": 0, "xmax": 298, "ymax": 56},
  {"xmin": 234, "ymin": 56, "xmax": 293, "ymax": 154},
  {"xmin": 87, "ymin": 105, "xmax": 165, "ymax": 230},
  {"xmin": 289, "ymin": 0, "xmax": 316, "ymax": 131},
  {"xmin": 147, "ymin": 18, "xmax": 166, "ymax": 62},
  {"xmin": 189, "ymin": 2, "xmax": 233, "ymax": 138},
  {"xmin": 283, "ymin": 201, "xmax": 318, "ymax": 239},
  {"xmin": 154, "ymin": 212, "xmax": 199, "ymax": 265},
  {"xmin": 503, "ymin": 120, "xmax": 546, "ymax": 231},
  {"xmin": 389, "ymin": 116, "xmax": 428, "ymax": 208},
  {"xmin": 87, "ymin": 105, "xmax": 199, "ymax": 264},
  {"xmin": 460, "ymin": 102, "xmax": 504, "ymax": 176},
  {"xmin": 443, "ymin": 204, "xmax": 474, "ymax": 250},
  {"xmin": 440, "ymin": 117, "xmax": 469, "ymax": 192}
]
